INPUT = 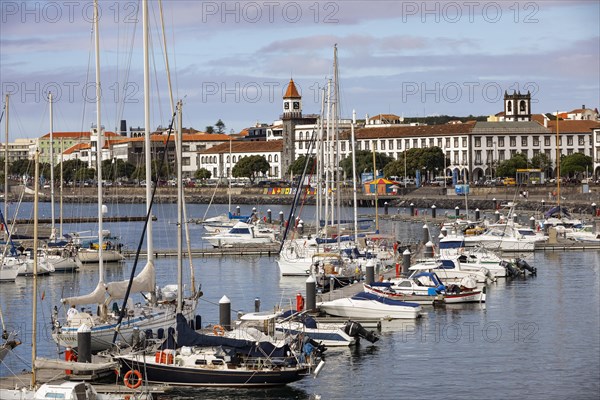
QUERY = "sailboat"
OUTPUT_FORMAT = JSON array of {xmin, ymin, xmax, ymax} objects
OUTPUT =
[
  {"xmin": 51, "ymin": 2, "xmax": 197, "ymax": 353},
  {"xmin": 1, "ymin": 148, "xmax": 144, "ymax": 400}
]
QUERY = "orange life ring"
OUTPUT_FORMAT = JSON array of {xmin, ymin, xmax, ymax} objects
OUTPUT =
[
  {"xmin": 213, "ymin": 324, "xmax": 225, "ymax": 336},
  {"xmin": 124, "ymin": 369, "xmax": 142, "ymax": 389}
]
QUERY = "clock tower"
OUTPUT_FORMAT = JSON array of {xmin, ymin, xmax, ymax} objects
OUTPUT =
[{"xmin": 282, "ymin": 79, "xmax": 302, "ymax": 177}]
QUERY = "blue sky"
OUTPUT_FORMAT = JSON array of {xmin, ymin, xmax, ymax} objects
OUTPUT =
[{"xmin": 1, "ymin": 0, "xmax": 599, "ymax": 138}]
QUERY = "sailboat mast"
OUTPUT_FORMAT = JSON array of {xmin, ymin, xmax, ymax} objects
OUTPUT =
[
  {"xmin": 49, "ymin": 92, "xmax": 55, "ymax": 238},
  {"xmin": 31, "ymin": 149, "xmax": 39, "ymax": 388},
  {"xmin": 93, "ymin": 0, "xmax": 104, "ymax": 282},
  {"xmin": 333, "ymin": 44, "xmax": 342, "ymax": 243},
  {"xmin": 59, "ymin": 140, "xmax": 64, "ymax": 238},
  {"xmin": 177, "ymin": 101, "xmax": 183, "ymax": 313},
  {"xmin": 324, "ymin": 79, "xmax": 332, "ymax": 229},
  {"xmin": 143, "ymin": 0, "xmax": 153, "ymax": 261},
  {"xmin": 351, "ymin": 110, "xmax": 358, "ymax": 239},
  {"xmin": 556, "ymin": 112, "xmax": 561, "ymax": 209},
  {"xmin": 4, "ymin": 94, "xmax": 8, "ymax": 237}
]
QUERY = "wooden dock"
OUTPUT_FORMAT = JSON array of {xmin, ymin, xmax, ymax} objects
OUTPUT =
[{"xmin": 124, "ymin": 244, "xmax": 282, "ymax": 258}]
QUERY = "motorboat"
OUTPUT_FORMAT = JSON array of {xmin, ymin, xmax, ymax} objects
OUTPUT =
[
  {"xmin": 202, "ymin": 221, "xmax": 277, "ymax": 248},
  {"xmin": 365, "ymin": 271, "xmax": 486, "ymax": 304},
  {"xmin": 317, "ymin": 291, "xmax": 422, "ymax": 319},
  {"xmin": 235, "ymin": 309, "xmax": 378, "ymax": 347}
]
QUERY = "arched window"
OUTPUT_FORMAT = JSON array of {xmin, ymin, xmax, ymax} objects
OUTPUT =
[
  {"xmin": 268, "ymin": 155, "xmax": 272, "ymax": 162},
  {"xmin": 507, "ymin": 101, "xmax": 512, "ymax": 112},
  {"xmin": 232, "ymin": 156, "xmax": 236, "ymax": 163},
  {"xmin": 226, "ymin": 155, "xmax": 230, "ymax": 163},
  {"xmin": 519, "ymin": 100, "xmax": 526, "ymax": 112},
  {"xmin": 274, "ymin": 155, "xmax": 278, "ymax": 162}
]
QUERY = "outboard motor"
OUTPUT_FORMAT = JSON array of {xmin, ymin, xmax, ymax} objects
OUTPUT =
[
  {"xmin": 500, "ymin": 260, "xmax": 521, "ymax": 278},
  {"xmin": 516, "ymin": 258, "xmax": 537, "ymax": 276},
  {"xmin": 343, "ymin": 320, "xmax": 379, "ymax": 344}
]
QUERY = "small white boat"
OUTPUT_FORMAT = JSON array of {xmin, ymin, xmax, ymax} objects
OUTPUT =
[
  {"xmin": 202, "ymin": 221, "xmax": 276, "ymax": 248},
  {"xmin": 0, "ymin": 380, "xmax": 149, "ymax": 400},
  {"xmin": 0, "ymin": 262, "xmax": 19, "ymax": 282},
  {"xmin": 318, "ymin": 291, "xmax": 422, "ymax": 319},
  {"xmin": 235, "ymin": 310, "xmax": 378, "ymax": 347}
]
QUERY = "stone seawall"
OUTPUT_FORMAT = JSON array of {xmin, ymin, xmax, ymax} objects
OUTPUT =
[{"xmin": 8, "ymin": 184, "xmax": 599, "ymax": 214}]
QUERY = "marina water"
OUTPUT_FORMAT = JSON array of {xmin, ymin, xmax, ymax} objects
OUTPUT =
[{"xmin": 1, "ymin": 202, "xmax": 599, "ymax": 400}]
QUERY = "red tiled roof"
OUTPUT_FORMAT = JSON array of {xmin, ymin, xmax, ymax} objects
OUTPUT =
[
  {"xmin": 283, "ymin": 79, "xmax": 301, "ymax": 99},
  {"xmin": 546, "ymin": 120, "xmax": 600, "ymax": 133},
  {"xmin": 368, "ymin": 114, "xmax": 401, "ymax": 121},
  {"xmin": 125, "ymin": 133, "xmax": 232, "ymax": 143},
  {"xmin": 347, "ymin": 124, "xmax": 474, "ymax": 140},
  {"xmin": 63, "ymin": 142, "xmax": 89, "ymax": 154},
  {"xmin": 41, "ymin": 131, "xmax": 119, "ymax": 139},
  {"xmin": 200, "ymin": 140, "xmax": 283, "ymax": 154}
]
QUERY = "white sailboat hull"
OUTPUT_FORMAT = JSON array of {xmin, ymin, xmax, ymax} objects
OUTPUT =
[
  {"xmin": 77, "ymin": 249, "xmax": 125, "ymax": 264},
  {"xmin": 52, "ymin": 306, "xmax": 196, "ymax": 353}
]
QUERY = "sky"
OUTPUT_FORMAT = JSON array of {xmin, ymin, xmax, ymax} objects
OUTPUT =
[{"xmin": 1, "ymin": 0, "xmax": 599, "ymax": 139}]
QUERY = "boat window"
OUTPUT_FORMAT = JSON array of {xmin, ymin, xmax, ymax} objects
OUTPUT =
[
  {"xmin": 212, "ymin": 359, "xmax": 225, "ymax": 366},
  {"xmin": 230, "ymin": 228, "xmax": 251, "ymax": 234},
  {"xmin": 195, "ymin": 359, "xmax": 208, "ymax": 365},
  {"xmin": 398, "ymin": 281, "xmax": 411, "ymax": 288},
  {"xmin": 518, "ymin": 230, "xmax": 535, "ymax": 236},
  {"xmin": 44, "ymin": 393, "xmax": 67, "ymax": 399}
]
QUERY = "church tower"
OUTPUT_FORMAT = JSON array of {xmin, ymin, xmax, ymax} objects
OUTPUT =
[
  {"xmin": 281, "ymin": 79, "xmax": 302, "ymax": 178},
  {"xmin": 504, "ymin": 90, "xmax": 531, "ymax": 121}
]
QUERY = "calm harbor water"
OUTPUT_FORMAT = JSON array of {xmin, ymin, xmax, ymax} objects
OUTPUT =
[{"xmin": 1, "ymin": 202, "xmax": 599, "ymax": 400}]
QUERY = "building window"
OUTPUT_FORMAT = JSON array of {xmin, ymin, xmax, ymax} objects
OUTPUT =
[
  {"xmin": 341, "ymin": 142, "xmax": 346, "ymax": 152},
  {"xmin": 498, "ymin": 150, "xmax": 505, "ymax": 161},
  {"xmin": 299, "ymin": 142, "xmax": 303, "ymax": 149},
  {"xmin": 533, "ymin": 149, "xmax": 540, "ymax": 156},
  {"xmin": 510, "ymin": 136, "xmax": 516, "ymax": 147},
  {"xmin": 462, "ymin": 138, "xmax": 467, "ymax": 147},
  {"xmin": 545, "ymin": 136, "xmax": 551, "ymax": 146},
  {"xmin": 578, "ymin": 135, "xmax": 585, "ymax": 145},
  {"xmin": 373, "ymin": 141, "xmax": 377, "ymax": 150},
  {"xmin": 268, "ymin": 155, "xmax": 272, "ymax": 162},
  {"xmin": 521, "ymin": 137, "xmax": 527, "ymax": 146},
  {"xmin": 421, "ymin": 138, "xmax": 426, "ymax": 147},
  {"xmin": 445, "ymin": 138, "xmax": 450, "ymax": 148},
  {"xmin": 437, "ymin": 138, "xmax": 442, "ymax": 147},
  {"xmin": 182, "ymin": 157, "xmax": 190, "ymax": 166},
  {"xmin": 567, "ymin": 136, "xmax": 573, "ymax": 146},
  {"xmin": 567, "ymin": 149, "xmax": 573, "ymax": 155},
  {"xmin": 453, "ymin": 138, "xmax": 458, "ymax": 147},
  {"xmin": 388, "ymin": 140, "xmax": 393, "ymax": 150},
  {"xmin": 498, "ymin": 137, "xmax": 504, "ymax": 147},
  {"xmin": 274, "ymin": 155, "xmax": 278, "ymax": 162},
  {"xmin": 475, "ymin": 137, "xmax": 481, "ymax": 147},
  {"xmin": 397, "ymin": 139, "xmax": 402, "ymax": 149},
  {"xmin": 381, "ymin": 141, "xmax": 386, "ymax": 150},
  {"xmin": 405, "ymin": 139, "xmax": 410, "ymax": 149},
  {"xmin": 413, "ymin": 139, "xmax": 418, "ymax": 148},
  {"xmin": 429, "ymin": 138, "xmax": 434, "ymax": 147},
  {"xmin": 475, "ymin": 150, "xmax": 482, "ymax": 164},
  {"xmin": 533, "ymin": 136, "xmax": 539, "ymax": 146}
]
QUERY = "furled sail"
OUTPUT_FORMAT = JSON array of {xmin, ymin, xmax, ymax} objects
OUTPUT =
[
  {"xmin": 61, "ymin": 282, "xmax": 106, "ymax": 307},
  {"xmin": 105, "ymin": 260, "xmax": 155, "ymax": 300}
]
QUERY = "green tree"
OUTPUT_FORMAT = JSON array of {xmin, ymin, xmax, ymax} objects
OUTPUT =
[
  {"xmin": 496, "ymin": 153, "xmax": 528, "ymax": 178},
  {"xmin": 232, "ymin": 155, "xmax": 270, "ymax": 183},
  {"xmin": 215, "ymin": 119, "xmax": 225, "ymax": 134},
  {"xmin": 60, "ymin": 159, "xmax": 93, "ymax": 183},
  {"xmin": 530, "ymin": 153, "xmax": 552, "ymax": 172},
  {"xmin": 382, "ymin": 147, "xmax": 445, "ymax": 180},
  {"xmin": 205, "ymin": 126, "xmax": 214, "ymax": 134},
  {"xmin": 339, "ymin": 150, "xmax": 394, "ymax": 181},
  {"xmin": 9, "ymin": 159, "xmax": 34, "ymax": 177},
  {"xmin": 194, "ymin": 168, "xmax": 211, "ymax": 181},
  {"xmin": 287, "ymin": 155, "xmax": 316, "ymax": 176},
  {"xmin": 560, "ymin": 153, "xmax": 592, "ymax": 177},
  {"xmin": 101, "ymin": 159, "xmax": 136, "ymax": 182}
]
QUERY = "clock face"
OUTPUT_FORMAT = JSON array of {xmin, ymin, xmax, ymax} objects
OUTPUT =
[
  {"xmin": 284, "ymin": 102, "xmax": 290, "ymax": 109},
  {"xmin": 293, "ymin": 102, "xmax": 300, "ymax": 109}
]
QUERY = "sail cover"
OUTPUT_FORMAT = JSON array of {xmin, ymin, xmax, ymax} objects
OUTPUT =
[
  {"xmin": 62, "ymin": 282, "xmax": 106, "ymax": 307},
  {"xmin": 105, "ymin": 260, "xmax": 155, "ymax": 300}
]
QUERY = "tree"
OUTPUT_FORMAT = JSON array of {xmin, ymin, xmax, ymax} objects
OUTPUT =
[
  {"xmin": 339, "ymin": 150, "xmax": 394, "ymax": 181},
  {"xmin": 215, "ymin": 119, "xmax": 225, "ymax": 134},
  {"xmin": 560, "ymin": 153, "xmax": 592, "ymax": 177},
  {"xmin": 530, "ymin": 153, "xmax": 552, "ymax": 172},
  {"xmin": 205, "ymin": 126, "xmax": 214, "ymax": 134},
  {"xmin": 194, "ymin": 168, "xmax": 211, "ymax": 181},
  {"xmin": 232, "ymin": 155, "xmax": 270, "ymax": 183},
  {"xmin": 101, "ymin": 159, "xmax": 136, "ymax": 181},
  {"xmin": 287, "ymin": 155, "xmax": 316, "ymax": 176},
  {"xmin": 496, "ymin": 153, "xmax": 528, "ymax": 178},
  {"xmin": 382, "ymin": 147, "xmax": 445, "ymax": 180},
  {"xmin": 9, "ymin": 159, "xmax": 34, "ymax": 177}
]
